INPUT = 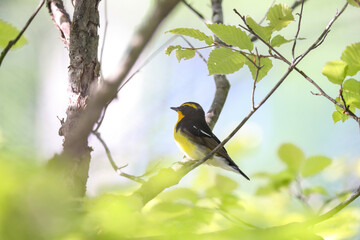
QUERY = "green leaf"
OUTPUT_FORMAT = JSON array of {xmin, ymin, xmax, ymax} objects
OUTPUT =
[
  {"xmin": 245, "ymin": 56, "xmax": 273, "ymax": 81},
  {"xmin": 270, "ymin": 34, "xmax": 293, "ymax": 47},
  {"xmin": 165, "ymin": 45, "xmax": 181, "ymax": 55},
  {"xmin": 246, "ymin": 16, "xmax": 273, "ymax": 42},
  {"xmin": 342, "ymin": 78, "xmax": 360, "ymax": 109},
  {"xmin": 332, "ymin": 110, "xmax": 348, "ymax": 123},
  {"xmin": 207, "ymin": 24, "xmax": 253, "ymax": 51},
  {"xmin": 167, "ymin": 28, "xmax": 213, "ymax": 45},
  {"xmin": 321, "ymin": 60, "xmax": 348, "ymax": 85},
  {"xmin": 301, "ymin": 156, "xmax": 332, "ymax": 177},
  {"xmin": 175, "ymin": 49, "xmax": 195, "ymax": 62},
  {"xmin": 207, "ymin": 47, "xmax": 245, "ymax": 75},
  {"xmin": 303, "ymin": 186, "xmax": 328, "ymax": 197},
  {"xmin": 267, "ymin": 4, "xmax": 294, "ymax": 31},
  {"xmin": 332, "ymin": 96, "xmax": 355, "ymax": 123},
  {"xmin": 347, "ymin": 0, "xmax": 360, "ymax": 7},
  {"xmin": 278, "ymin": 143, "xmax": 305, "ymax": 173},
  {"xmin": 341, "ymin": 42, "xmax": 360, "ymax": 76},
  {"xmin": 0, "ymin": 19, "xmax": 27, "ymax": 49}
]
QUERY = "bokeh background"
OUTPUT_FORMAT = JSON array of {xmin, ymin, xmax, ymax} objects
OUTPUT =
[{"xmin": 1, "ymin": 0, "xmax": 359, "ymax": 201}]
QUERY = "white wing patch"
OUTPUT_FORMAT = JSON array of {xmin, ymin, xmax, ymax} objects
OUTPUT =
[{"xmin": 193, "ymin": 125, "xmax": 212, "ymax": 137}]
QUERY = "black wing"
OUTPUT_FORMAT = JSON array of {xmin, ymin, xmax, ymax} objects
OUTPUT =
[{"xmin": 183, "ymin": 119, "xmax": 250, "ymax": 180}]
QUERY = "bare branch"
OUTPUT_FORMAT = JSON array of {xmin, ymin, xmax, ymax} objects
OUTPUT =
[
  {"xmin": 181, "ymin": 36, "xmax": 208, "ymax": 64},
  {"xmin": 251, "ymin": 49, "xmax": 261, "ymax": 110},
  {"xmin": 92, "ymin": 131, "xmax": 145, "ymax": 183},
  {"xmin": 181, "ymin": 0, "xmax": 210, "ymax": 24},
  {"xmin": 46, "ymin": 0, "xmax": 71, "ymax": 48},
  {"xmin": 118, "ymin": 35, "xmax": 179, "ymax": 92},
  {"xmin": 291, "ymin": 0, "xmax": 305, "ymax": 60},
  {"xmin": 0, "ymin": 0, "xmax": 45, "ymax": 66}
]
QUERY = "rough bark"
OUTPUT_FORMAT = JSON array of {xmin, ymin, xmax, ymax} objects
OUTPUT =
[{"xmin": 49, "ymin": 0, "xmax": 100, "ymax": 197}]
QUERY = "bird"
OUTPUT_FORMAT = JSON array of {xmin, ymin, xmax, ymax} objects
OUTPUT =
[{"xmin": 171, "ymin": 102, "xmax": 249, "ymax": 180}]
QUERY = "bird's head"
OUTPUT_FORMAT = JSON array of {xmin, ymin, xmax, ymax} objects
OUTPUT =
[{"xmin": 171, "ymin": 102, "xmax": 205, "ymax": 120}]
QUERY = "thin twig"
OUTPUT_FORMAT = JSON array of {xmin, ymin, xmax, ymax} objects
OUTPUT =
[
  {"xmin": 117, "ymin": 35, "xmax": 179, "ymax": 92},
  {"xmin": 251, "ymin": 49, "xmax": 261, "ymax": 110},
  {"xmin": 305, "ymin": 185, "xmax": 360, "ymax": 226},
  {"xmin": 92, "ymin": 131, "xmax": 145, "ymax": 183},
  {"xmin": 0, "ymin": 0, "xmax": 45, "ymax": 66},
  {"xmin": 213, "ymin": 42, "xmax": 258, "ymax": 68},
  {"xmin": 181, "ymin": 36, "xmax": 207, "ymax": 64},
  {"xmin": 191, "ymin": 65, "xmax": 295, "ymax": 170},
  {"xmin": 258, "ymin": 0, "xmax": 277, "ymax": 25},
  {"xmin": 291, "ymin": 0, "xmax": 305, "ymax": 61},
  {"xmin": 181, "ymin": 0, "xmax": 210, "ymax": 24},
  {"xmin": 234, "ymin": 3, "xmax": 360, "ymax": 125},
  {"xmin": 291, "ymin": 0, "xmax": 309, "ymax": 10},
  {"xmin": 317, "ymin": 187, "xmax": 357, "ymax": 214},
  {"xmin": 93, "ymin": 103, "xmax": 109, "ymax": 132},
  {"xmin": 295, "ymin": 177, "xmax": 313, "ymax": 212}
]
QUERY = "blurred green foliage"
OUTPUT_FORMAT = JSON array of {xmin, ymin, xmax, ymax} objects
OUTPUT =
[
  {"xmin": 0, "ymin": 143, "xmax": 359, "ymax": 240},
  {"xmin": 0, "ymin": 19, "xmax": 27, "ymax": 49}
]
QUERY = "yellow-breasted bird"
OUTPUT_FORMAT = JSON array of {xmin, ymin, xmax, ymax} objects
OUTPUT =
[{"xmin": 171, "ymin": 102, "xmax": 250, "ymax": 180}]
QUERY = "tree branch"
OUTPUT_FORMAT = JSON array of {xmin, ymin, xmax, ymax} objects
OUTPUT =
[
  {"xmin": 0, "ymin": 0, "xmax": 45, "ymax": 67},
  {"xmin": 206, "ymin": 0, "xmax": 230, "ymax": 130},
  {"xmin": 234, "ymin": 3, "xmax": 360, "ymax": 126},
  {"xmin": 181, "ymin": 0, "xmax": 210, "ymax": 24},
  {"xmin": 291, "ymin": 0, "xmax": 304, "ymax": 60},
  {"xmin": 46, "ymin": 0, "xmax": 71, "ymax": 48},
  {"xmin": 61, "ymin": 0, "xmax": 181, "ymax": 160},
  {"xmin": 92, "ymin": 131, "xmax": 145, "ymax": 184}
]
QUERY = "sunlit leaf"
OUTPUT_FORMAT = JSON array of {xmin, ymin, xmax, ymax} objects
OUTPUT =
[
  {"xmin": 278, "ymin": 143, "xmax": 305, "ymax": 173},
  {"xmin": 245, "ymin": 56, "xmax": 273, "ymax": 81},
  {"xmin": 347, "ymin": 0, "xmax": 360, "ymax": 8},
  {"xmin": 301, "ymin": 156, "xmax": 332, "ymax": 177},
  {"xmin": 246, "ymin": 16, "xmax": 273, "ymax": 42},
  {"xmin": 175, "ymin": 49, "xmax": 195, "ymax": 62},
  {"xmin": 321, "ymin": 60, "xmax": 348, "ymax": 85},
  {"xmin": 207, "ymin": 47, "xmax": 245, "ymax": 75},
  {"xmin": 0, "ymin": 19, "xmax": 27, "ymax": 49},
  {"xmin": 207, "ymin": 24, "xmax": 253, "ymax": 51},
  {"xmin": 167, "ymin": 28, "xmax": 213, "ymax": 45},
  {"xmin": 342, "ymin": 78, "xmax": 360, "ymax": 109},
  {"xmin": 267, "ymin": 4, "xmax": 294, "ymax": 31},
  {"xmin": 332, "ymin": 96, "xmax": 356, "ymax": 123},
  {"xmin": 165, "ymin": 45, "xmax": 181, "ymax": 56},
  {"xmin": 332, "ymin": 110, "xmax": 348, "ymax": 123},
  {"xmin": 341, "ymin": 42, "xmax": 360, "ymax": 76},
  {"xmin": 270, "ymin": 34, "xmax": 293, "ymax": 47}
]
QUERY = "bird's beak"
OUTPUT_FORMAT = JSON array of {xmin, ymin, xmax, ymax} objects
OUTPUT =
[{"xmin": 170, "ymin": 106, "xmax": 179, "ymax": 111}]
